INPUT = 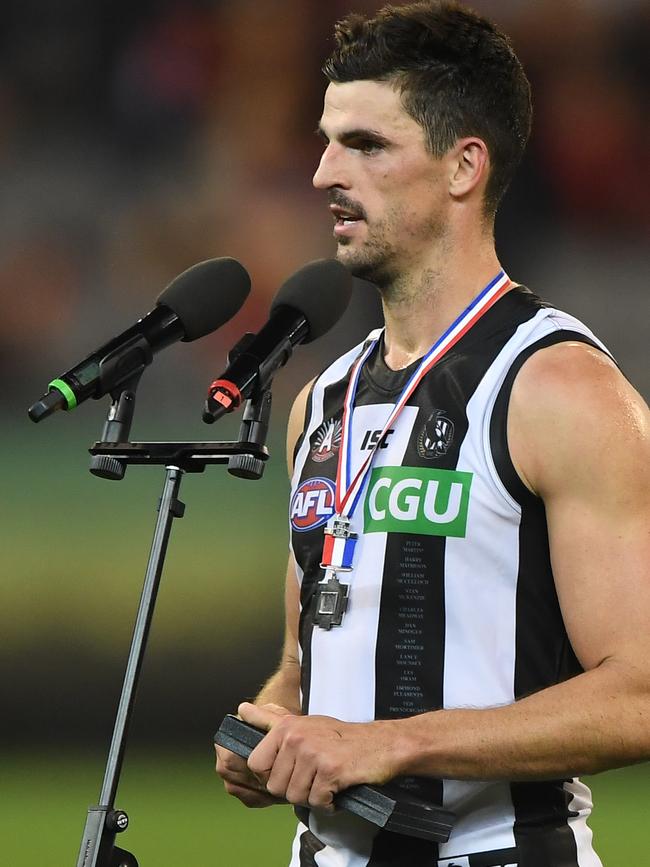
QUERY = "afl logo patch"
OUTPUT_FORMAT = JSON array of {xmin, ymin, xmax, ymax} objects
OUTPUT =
[
  {"xmin": 417, "ymin": 410, "xmax": 455, "ymax": 459},
  {"xmin": 290, "ymin": 477, "xmax": 335, "ymax": 532},
  {"xmin": 311, "ymin": 418, "xmax": 342, "ymax": 463}
]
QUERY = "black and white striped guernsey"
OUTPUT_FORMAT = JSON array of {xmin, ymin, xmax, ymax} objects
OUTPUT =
[{"xmin": 288, "ymin": 287, "xmax": 607, "ymax": 867}]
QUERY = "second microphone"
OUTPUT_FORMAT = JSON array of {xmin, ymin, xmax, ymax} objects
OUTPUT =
[{"xmin": 203, "ymin": 259, "xmax": 353, "ymax": 424}]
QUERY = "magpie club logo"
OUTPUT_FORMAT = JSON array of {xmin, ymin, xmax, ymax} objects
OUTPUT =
[
  {"xmin": 290, "ymin": 477, "xmax": 336, "ymax": 532},
  {"xmin": 311, "ymin": 418, "xmax": 342, "ymax": 463},
  {"xmin": 417, "ymin": 410, "xmax": 455, "ymax": 459}
]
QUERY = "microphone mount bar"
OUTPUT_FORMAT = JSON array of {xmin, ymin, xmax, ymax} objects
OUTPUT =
[{"xmin": 89, "ymin": 440, "xmax": 269, "ymax": 473}]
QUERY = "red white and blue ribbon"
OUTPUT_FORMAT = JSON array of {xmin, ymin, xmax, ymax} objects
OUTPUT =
[
  {"xmin": 321, "ymin": 527, "xmax": 356, "ymax": 570},
  {"xmin": 320, "ymin": 270, "xmax": 512, "ymax": 572}
]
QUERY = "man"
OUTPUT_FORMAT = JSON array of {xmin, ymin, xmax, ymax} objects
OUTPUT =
[{"xmin": 216, "ymin": 3, "xmax": 650, "ymax": 865}]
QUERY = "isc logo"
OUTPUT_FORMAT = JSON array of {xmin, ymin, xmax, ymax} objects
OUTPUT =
[{"xmin": 290, "ymin": 477, "xmax": 335, "ymax": 532}]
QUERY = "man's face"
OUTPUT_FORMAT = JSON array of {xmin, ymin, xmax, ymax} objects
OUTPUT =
[{"xmin": 313, "ymin": 80, "xmax": 449, "ymax": 287}]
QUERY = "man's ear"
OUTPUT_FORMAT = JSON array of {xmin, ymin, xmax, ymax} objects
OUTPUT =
[{"xmin": 448, "ymin": 137, "xmax": 490, "ymax": 200}]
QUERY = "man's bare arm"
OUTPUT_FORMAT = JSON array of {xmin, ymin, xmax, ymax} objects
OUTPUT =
[
  {"xmin": 255, "ymin": 380, "xmax": 313, "ymax": 714},
  {"xmin": 254, "ymin": 556, "xmax": 301, "ymax": 714},
  {"xmin": 254, "ymin": 377, "xmax": 315, "ymax": 712},
  {"xmin": 240, "ymin": 345, "xmax": 650, "ymax": 808},
  {"xmin": 215, "ymin": 379, "xmax": 313, "ymax": 804},
  {"xmin": 391, "ymin": 343, "xmax": 650, "ymax": 779}
]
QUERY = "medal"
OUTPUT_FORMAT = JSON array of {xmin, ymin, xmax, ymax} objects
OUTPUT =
[
  {"xmin": 313, "ymin": 515, "xmax": 356, "ymax": 629},
  {"xmin": 313, "ymin": 572, "xmax": 349, "ymax": 630},
  {"xmin": 313, "ymin": 271, "xmax": 512, "ymax": 630}
]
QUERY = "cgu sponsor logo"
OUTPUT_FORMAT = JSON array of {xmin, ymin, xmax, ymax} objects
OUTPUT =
[
  {"xmin": 364, "ymin": 466, "xmax": 473, "ymax": 538},
  {"xmin": 290, "ymin": 477, "xmax": 335, "ymax": 532}
]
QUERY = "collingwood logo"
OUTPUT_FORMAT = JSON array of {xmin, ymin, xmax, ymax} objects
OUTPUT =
[
  {"xmin": 311, "ymin": 418, "xmax": 342, "ymax": 463},
  {"xmin": 364, "ymin": 466, "xmax": 473, "ymax": 538},
  {"xmin": 417, "ymin": 409, "xmax": 455, "ymax": 459}
]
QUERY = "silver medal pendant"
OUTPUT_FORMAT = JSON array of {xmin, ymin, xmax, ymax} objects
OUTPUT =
[{"xmin": 313, "ymin": 571, "xmax": 349, "ymax": 630}]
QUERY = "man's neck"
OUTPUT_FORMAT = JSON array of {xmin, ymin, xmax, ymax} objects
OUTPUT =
[{"xmin": 380, "ymin": 241, "xmax": 504, "ymax": 371}]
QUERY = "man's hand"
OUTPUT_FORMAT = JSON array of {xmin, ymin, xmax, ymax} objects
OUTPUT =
[
  {"xmin": 215, "ymin": 703, "xmax": 292, "ymax": 808},
  {"xmin": 215, "ymin": 746, "xmax": 279, "ymax": 808},
  {"xmin": 239, "ymin": 702, "xmax": 401, "ymax": 810}
]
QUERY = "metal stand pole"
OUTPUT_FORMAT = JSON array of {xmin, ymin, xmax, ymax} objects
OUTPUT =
[
  {"xmin": 74, "ymin": 385, "xmax": 271, "ymax": 865},
  {"xmin": 76, "ymin": 466, "xmax": 186, "ymax": 867}
]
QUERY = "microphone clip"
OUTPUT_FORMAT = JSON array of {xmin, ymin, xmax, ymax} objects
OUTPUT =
[
  {"xmin": 89, "ymin": 370, "xmax": 143, "ymax": 481},
  {"xmin": 97, "ymin": 335, "xmax": 153, "ymax": 398},
  {"xmin": 227, "ymin": 387, "xmax": 272, "ymax": 480}
]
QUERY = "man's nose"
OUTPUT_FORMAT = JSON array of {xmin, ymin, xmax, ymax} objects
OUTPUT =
[{"xmin": 313, "ymin": 144, "xmax": 350, "ymax": 190}]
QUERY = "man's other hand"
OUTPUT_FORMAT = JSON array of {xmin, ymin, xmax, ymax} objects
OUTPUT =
[{"xmin": 215, "ymin": 703, "xmax": 292, "ymax": 808}]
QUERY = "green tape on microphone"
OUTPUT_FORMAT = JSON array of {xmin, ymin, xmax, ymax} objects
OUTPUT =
[{"xmin": 48, "ymin": 379, "xmax": 78, "ymax": 410}]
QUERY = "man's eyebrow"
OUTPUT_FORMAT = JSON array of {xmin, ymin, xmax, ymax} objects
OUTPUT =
[{"xmin": 315, "ymin": 125, "xmax": 391, "ymax": 146}]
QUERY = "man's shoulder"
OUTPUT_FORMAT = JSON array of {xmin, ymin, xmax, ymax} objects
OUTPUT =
[
  {"xmin": 512, "ymin": 340, "xmax": 622, "ymax": 419},
  {"xmin": 508, "ymin": 340, "xmax": 648, "ymax": 496}
]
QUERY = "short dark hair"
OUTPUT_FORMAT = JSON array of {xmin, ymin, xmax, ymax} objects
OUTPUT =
[{"xmin": 323, "ymin": 1, "xmax": 532, "ymax": 215}]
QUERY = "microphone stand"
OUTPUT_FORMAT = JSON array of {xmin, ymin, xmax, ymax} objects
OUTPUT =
[{"xmin": 76, "ymin": 381, "xmax": 273, "ymax": 867}]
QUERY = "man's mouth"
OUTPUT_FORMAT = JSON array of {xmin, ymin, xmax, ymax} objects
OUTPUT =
[
  {"xmin": 330, "ymin": 205, "xmax": 365, "ymax": 226},
  {"xmin": 329, "ymin": 203, "xmax": 366, "ymax": 239}
]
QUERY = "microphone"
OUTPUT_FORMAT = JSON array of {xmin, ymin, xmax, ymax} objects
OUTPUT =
[
  {"xmin": 28, "ymin": 257, "xmax": 251, "ymax": 423},
  {"xmin": 203, "ymin": 259, "xmax": 353, "ymax": 424}
]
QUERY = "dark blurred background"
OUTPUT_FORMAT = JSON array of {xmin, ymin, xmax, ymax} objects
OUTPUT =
[{"xmin": 1, "ymin": 1, "xmax": 648, "ymax": 863}]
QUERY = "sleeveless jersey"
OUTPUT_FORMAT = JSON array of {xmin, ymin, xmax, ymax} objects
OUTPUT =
[{"xmin": 288, "ymin": 287, "xmax": 609, "ymax": 867}]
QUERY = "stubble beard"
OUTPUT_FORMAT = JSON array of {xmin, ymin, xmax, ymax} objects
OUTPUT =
[
  {"xmin": 336, "ymin": 239, "xmax": 398, "ymax": 289},
  {"xmin": 335, "ymin": 219, "xmax": 400, "ymax": 290},
  {"xmin": 336, "ymin": 210, "xmax": 448, "ymax": 303}
]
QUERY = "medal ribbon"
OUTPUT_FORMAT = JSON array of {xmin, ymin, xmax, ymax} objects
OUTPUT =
[{"xmin": 335, "ymin": 270, "xmax": 512, "ymax": 521}]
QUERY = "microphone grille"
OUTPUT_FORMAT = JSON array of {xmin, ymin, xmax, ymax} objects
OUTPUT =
[
  {"xmin": 270, "ymin": 259, "xmax": 353, "ymax": 343},
  {"xmin": 157, "ymin": 257, "xmax": 251, "ymax": 341}
]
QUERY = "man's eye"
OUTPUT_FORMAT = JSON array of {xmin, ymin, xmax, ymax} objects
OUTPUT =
[{"xmin": 357, "ymin": 140, "xmax": 382, "ymax": 154}]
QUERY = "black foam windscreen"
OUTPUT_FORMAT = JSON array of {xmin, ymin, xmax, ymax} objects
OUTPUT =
[
  {"xmin": 270, "ymin": 259, "xmax": 353, "ymax": 343},
  {"xmin": 157, "ymin": 257, "xmax": 251, "ymax": 342}
]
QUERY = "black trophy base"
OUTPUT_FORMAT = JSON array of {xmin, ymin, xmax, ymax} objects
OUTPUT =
[{"xmin": 214, "ymin": 714, "xmax": 455, "ymax": 843}]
